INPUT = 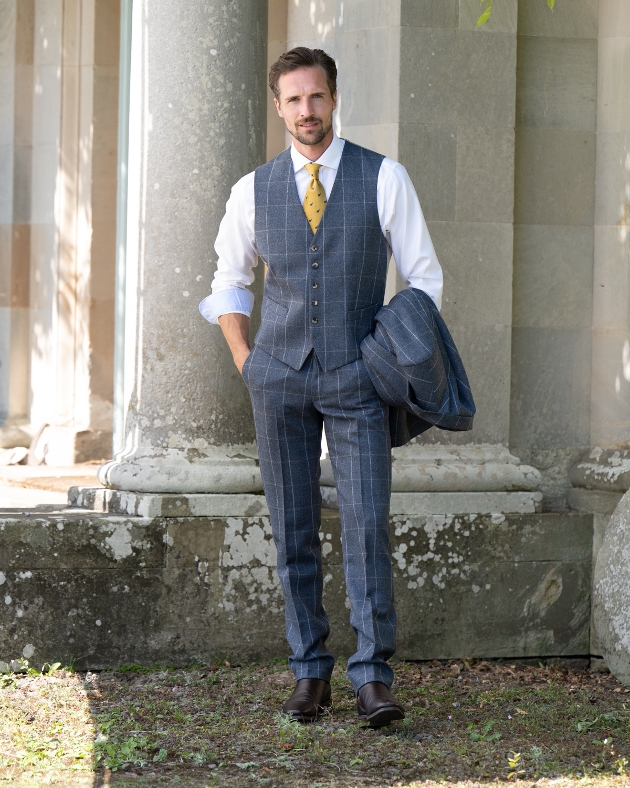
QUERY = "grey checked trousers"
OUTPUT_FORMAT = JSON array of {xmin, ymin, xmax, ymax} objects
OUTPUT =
[{"xmin": 242, "ymin": 345, "xmax": 396, "ymax": 692}]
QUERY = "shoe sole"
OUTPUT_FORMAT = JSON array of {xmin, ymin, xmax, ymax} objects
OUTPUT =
[
  {"xmin": 284, "ymin": 698, "xmax": 332, "ymax": 723},
  {"xmin": 358, "ymin": 705, "xmax": 405, "ymax": 728}
]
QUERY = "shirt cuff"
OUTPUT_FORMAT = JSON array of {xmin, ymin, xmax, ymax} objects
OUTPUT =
[{"xmin": 198, "ymin": 288, "xmax": 255, "ymax": 324}]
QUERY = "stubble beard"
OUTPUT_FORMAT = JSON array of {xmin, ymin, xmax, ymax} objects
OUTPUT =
[{"xmin": 289, "ymin": 116, "xmax": 333, "ymax": 147}]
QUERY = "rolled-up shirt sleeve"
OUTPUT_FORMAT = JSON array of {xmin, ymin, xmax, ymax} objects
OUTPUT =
[
  {"xmin": 198, "ymin": 171, "xmax": 258, "ymax": 324},
  {"xmin": 378, "ymin": 159, "xmax": 443, "ymax": 310}
]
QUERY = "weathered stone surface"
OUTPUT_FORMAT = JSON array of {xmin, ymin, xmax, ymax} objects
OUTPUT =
[
  {"xmin": 596, "ymin": 37, "xmax": 630, "ymax": 135},
  {"xmin": 320, "ymin": 489, "xmax": 542, "ymax": 515},
  {"xmin": 69, "ymin": 487, "xmax": 269, "ymax": 518},
  {"xmin": 514, "ymin": 129, "xmax": 596, "ymax": 227},
  {"xmin": 593, "ymin": 490, "xmax": 630, "ymax": 685},
  {"xmin": 512, "ymin": 225, "xmax": 594, "ymax": 330},
  {"xmin": 455, "ymin": 126, "xmax": 515, "ymax": 224},
  {"xmin": 510, "ymin": 327, "xmax": 592, "ymax": 449},
  {"xmin": 400, "ymin": 27, "xmax": 516, "ymax": 127},
  {"xmin": 398, "ymin": 123, "xmax": 457, "ymax": 222},
  {"xmin": 430, "ymin": 222, "xmax": 514, "ymax": 328},
  {"xmin": 0, "ymin": 510, "xmax": 592, "ymax": 669},
  {"xmin": 400, "ymin": 0, "xmax": 458, "ymax": 30},
  {"xmin": 569, "ymin": 448, "xmax": 630, "ymax": 492},
  {"xmin": 568, "ymin": 486, "xmax": 623, "ymax": 655},
  {"xmin": 589, "ymin": 330, "xmax": 630, "ymax": 448},
  {"xmin": 393, "ymin": 511, "xmax": 592, "ymax": 659},
  {"xmin": 321, "ymin": 444, "xmax": 540, "ymax": 493},
  {"xmin": 100, "ymin": 0, "xmax": 268, "ymax": 494},
  {"xmin": 518, "ymin": 0, "xmax": 598, "ymax": 39},
  {"xmin": 516, "ymin": 37, "xmax": 598, "ymax": 132},
  {"xmin": 592, "ymin": 225, "xmax": 630, "ymax": 328}
]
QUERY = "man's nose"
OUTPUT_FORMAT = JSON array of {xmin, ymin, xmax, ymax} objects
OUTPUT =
[{"xmin": 300, "ymin": 99, "xmax": 316, "ymax": 117}]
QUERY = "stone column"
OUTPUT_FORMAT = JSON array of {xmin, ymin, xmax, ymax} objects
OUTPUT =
[
  {"xmin": 267, "ymin": 0, "xmax": 288, "ymax": 161},
  {"xmin": 565, "ymin": 0, "xmax": 630, "ymax": 656},
  {"xmin": 20, "ymin": 0, "xmax": 120, "ymax": 464},
  {"xmin": 0, "ymin": 0, "xmax": 33, "ymax": 450},
  {"xmin": 289, "ymin": 0, "xmax": 541, "ymax": 512},
  {"xmin": 99, "ymin": 0, "xmax": 268, "ymax": 494},
  {"xmin": 510, "ymin": 0, "xmax": 599, "ymax": 510}
]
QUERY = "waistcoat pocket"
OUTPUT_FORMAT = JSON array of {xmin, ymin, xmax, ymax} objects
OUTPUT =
[
  {"xmin": 347, "ymin": 302, "xmax": 381, "ymax": 322},
  {"xmin": 261, "ymin": 296, "xmax": 289, "ymax": 324}
]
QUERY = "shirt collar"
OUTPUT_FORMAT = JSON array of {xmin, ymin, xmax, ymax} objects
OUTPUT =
[{"xmin": 290, "ymin": 131, "xmax": 345, "ymax": 173}]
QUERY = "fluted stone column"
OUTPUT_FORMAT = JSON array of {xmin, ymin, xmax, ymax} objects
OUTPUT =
[{"xmin": 100, "ymin": 0, "xmax": 267, "ymax": 493}]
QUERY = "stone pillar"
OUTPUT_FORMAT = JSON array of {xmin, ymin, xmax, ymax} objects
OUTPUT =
[
  {"xmin": 289, "ymin": 0, "xmax": 540, "ymax": 508},
  {"xmin": 590, "ymin": 0, "xmax": 630, "ymax": 448},
  {"xmin": 0, "ymin": 0, "xmax": 33, "ymax": 449},
  {"xmin": 267, "ymin": 0, "xmax": 288, "ymax": 161},
  {"xmin": 99, "ymin": 0, "xmax": 268, "ymax": 494},
  {"xmin": 24, "ymin": 0, "xmax": 120, "ymax": 464},
  {"xmin": 510, "ymin": 0, "xmax": 599, "ymax": 509},
  {"xmin": 567, "ymin": 0, "xmax": 630, "ymax": 655}
]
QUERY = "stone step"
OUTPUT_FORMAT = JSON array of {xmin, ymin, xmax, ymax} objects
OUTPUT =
[
  {"xmin": 320, "ymin": 488, "xmax": 543, "ymax": 514},
  {"xmin": 68, "ymin": 487, "xmax": 543, "ymax": 518}
]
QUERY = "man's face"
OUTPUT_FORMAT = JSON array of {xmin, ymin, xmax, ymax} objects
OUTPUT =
[{"xmin": 274, "ymin": 66, "xmax": 337, "ymax": 147}]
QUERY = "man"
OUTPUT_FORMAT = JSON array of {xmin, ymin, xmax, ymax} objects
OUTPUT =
[{"xmin": 200, "ymin": 47, "xmax": 442, "ymax": 727}]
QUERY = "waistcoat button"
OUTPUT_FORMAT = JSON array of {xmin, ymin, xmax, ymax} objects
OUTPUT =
[
  {"xmin": 311, "ymin": 245, "xmax": 318, "ymax": 252},
  {"xmin": 311, "ymin": 317, "xmax": 318, "ymax": 324},
  {"xmin": 312, "ymin": 300, "xmax": 318, "ymax": 306},
  {"xmin": 312, "ymin": 282, "xmax": 318, "ymax": 288},
  {"xmin": 312, "ymin": 262, "xmax": 318, "ymax": 268}
]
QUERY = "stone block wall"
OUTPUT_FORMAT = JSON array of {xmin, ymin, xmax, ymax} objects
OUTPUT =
[
  {"xmin": 0, "ymin": 508, "xmax": 592, "ymax": 668},
  {"xmin": 399, "ymin": 0, "xmax": 517, "ymax": 447}
]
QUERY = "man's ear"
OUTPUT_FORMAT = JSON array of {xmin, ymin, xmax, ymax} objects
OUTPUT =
[
  {"xmin": 332, "ymin": 91, "xmax": 337, "ymax": 111},
  {"xmin": 274, "ymin": 97, "xmax": 283, "ymax": 118}
]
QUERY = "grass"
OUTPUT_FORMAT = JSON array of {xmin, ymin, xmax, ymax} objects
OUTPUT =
[{"xmin": 0, "ymin": 658, "xmax": 629, "ymax": 787}]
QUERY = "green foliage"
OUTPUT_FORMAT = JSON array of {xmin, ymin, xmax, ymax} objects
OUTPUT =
[
  {"xmin": 478, "ymin": 0, "xmax": 556, "ymax": 28},
  {"xmin": 576, "ymin": 711, "xmax": 626, "ymax": 732},
  {"xmin": 467, "ymin": 720, "xmax": 502, "ymax": 742},
  {"xmin": 95, "ymin": 735, "xmax": 138, "ymax": 770}
]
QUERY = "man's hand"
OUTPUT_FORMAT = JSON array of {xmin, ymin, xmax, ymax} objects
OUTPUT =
[{"xmin": 218, "ymin": 313, "xmax": 251, "ymax": 375}]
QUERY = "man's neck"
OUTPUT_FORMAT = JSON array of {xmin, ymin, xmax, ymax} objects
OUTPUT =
[{"xmin": 292, "ymin": 127, "xmax": 335, "ymax": 162}]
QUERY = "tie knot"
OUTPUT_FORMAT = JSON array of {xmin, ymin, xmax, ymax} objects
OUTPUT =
[{"xmin": 305, "ymin": 163, "xmax": 322, "ymax": 180}]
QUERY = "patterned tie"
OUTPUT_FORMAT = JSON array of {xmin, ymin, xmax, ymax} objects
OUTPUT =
[{"xmin": 303, "ymin": 163, "xmax": 327, "ymax": 234}]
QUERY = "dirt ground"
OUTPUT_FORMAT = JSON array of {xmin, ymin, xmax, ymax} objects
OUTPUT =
[{"xmin": 1, "ymin": 658, "xmax": 629, "ymax": 787}]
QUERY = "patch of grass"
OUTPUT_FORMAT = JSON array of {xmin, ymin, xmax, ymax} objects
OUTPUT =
[{"xmin": 1, "ymin": 659, "xmax": 630, "ymax": 786}]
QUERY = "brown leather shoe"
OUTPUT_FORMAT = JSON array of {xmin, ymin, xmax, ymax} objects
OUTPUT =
[
  {"xmin": 282, "ymin": 678, "xmax": 331, "ymax": 722},
  {"xmin": 357, "ymin": 681, "xmax": 405, "ymax": 727}
]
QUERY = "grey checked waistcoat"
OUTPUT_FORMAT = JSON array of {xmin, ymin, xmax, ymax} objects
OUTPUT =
[{"xmin": 253, "ymin": 140, "xmax": 389, "ymax": 372}]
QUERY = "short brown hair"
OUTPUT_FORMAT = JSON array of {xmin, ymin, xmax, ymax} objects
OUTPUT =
[{"xmin": 269, "ymin": 47, "xmax": 337, "ymax": 100}]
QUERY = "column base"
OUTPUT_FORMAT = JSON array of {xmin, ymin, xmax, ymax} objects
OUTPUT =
[
  {"xmin": 569, "ymin": 447, "xmax": 630, "ymax": 492},
  {"xmin": 321, "ymin": 443, "xmax": 541, "ymax": 492},
  {"xmin": 98, "ymin": 444, "xmax": 263, "ymax": 494}
]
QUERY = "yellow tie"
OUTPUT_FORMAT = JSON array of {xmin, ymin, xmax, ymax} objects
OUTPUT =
[{"xmin": 303, "ymin": 163, "xmax": 327, "ymax": 234}]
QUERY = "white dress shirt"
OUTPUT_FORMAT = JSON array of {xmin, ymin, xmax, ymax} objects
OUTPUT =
[{"xmin": 199, "ymin": 133, "xmax": 443, "ymax": 324}]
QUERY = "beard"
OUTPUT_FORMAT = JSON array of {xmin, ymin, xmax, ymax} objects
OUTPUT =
[{"xmin": 289, "ymin": 115, "xmax": 333, "ymax": 147}]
